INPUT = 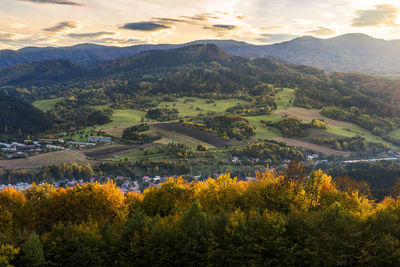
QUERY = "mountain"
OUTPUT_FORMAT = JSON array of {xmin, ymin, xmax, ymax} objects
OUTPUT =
[
  {"xmin": 2, "ymin": 33, "xmax": 400, "ymax": 74},
  {"xmin": 258, "ymin": 33, "xmax": 400, "ymax": 74}
]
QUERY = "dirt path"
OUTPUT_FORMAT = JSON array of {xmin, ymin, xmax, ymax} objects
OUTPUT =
[
  {"xmin": 0, "ymin": 149, "xmax": 94, "ymax": 170},
  {"xmin": 271, "ymin": 137, "xmax": 351, "ymax": 157},
  {"xmin": 273, "ymin": 107, "xmax": 353, "ymax": 126}
]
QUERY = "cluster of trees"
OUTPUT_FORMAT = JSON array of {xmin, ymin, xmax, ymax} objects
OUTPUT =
[
  {"xmin": 233, "ymin": 140, "xmax": 304, "ymax": 163},
  {"xmin": 312, "ymin": 136, "xmax": 388, "ymax": 154},
  {"xmin": 326, "ymin": 161, "xmax": 400, "ymax": 200},
  {"xmin": 121, "ymin": 124, "xmax": 160, "ymax": 144},
  {"xmin": 321, "ymin": 106, "xmax": 394, "ymax": 136},
  {"xmin": 185, "ymin": 115, "xmax": 256, "ymax": 141},
  {"xmin": 0, "ymin": 163, "xmax": 94, "ymax": 184},
  {"xmin": 265, "ymin": 117, "xmax": 324, "ymax": 138},
  {"xmin": 226, "ymin": 95, "xmax": 275, "ymax": 116},
  {"xmin": 146, "ymin": 108, "xmax": 179, "ymax": 121},
  {"xmin": 49, "ymin": 100, "xmax": 113, "ymax": 130},
  {"xmin": 3, "ymin": 166, "xmax": 400, "ymax": 265}
]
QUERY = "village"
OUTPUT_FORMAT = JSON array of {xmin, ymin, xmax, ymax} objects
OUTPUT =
[{"xmin": 0, "ymin": 135, "xmax": 111, "ymax": 159}]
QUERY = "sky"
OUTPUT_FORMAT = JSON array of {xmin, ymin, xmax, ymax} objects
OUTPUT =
[{"xmin": 2, "ymin": 0, "xmax": 400, "ymax": 49}]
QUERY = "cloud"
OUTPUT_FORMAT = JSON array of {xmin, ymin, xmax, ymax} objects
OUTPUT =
[
  {"xmin": 68, "ymin": 31, "xmax": 114, "ymax": 39},
  {"xmin": 43, "ymin": 21, "xmax": 79, "ymax": 32},
  {"xmin": 203, "ymin": 24, "xmax": 238, "ymax": 31},
  {"xmin": 181, "ymin": 13, "xmax": 220, "ymax": 22},
  {"xmin": 211, "ymin": 24, "xmax": 237, "ymax": 30},
  {"xmin": 306, "ymin": 26, "xmax": 335, "ymax": 36},
  {"xmin": 352, "ymin": 4, "xmax": 400, "ymax": 27},
  {"xmin": 259, "ymin": 25, "xmax": 281, "ymax": 30},
  {"xmin": 120, "ymin": 22, "xmax": 170, "ymax": 32},
  {"xmin": 152, "ymin": 18, "xmax": 186, "ymax": 24},
  {"xmin": 257, "ymin": 34, "xmax": 298, "ymax": 44},
  {"xmin": 16, "ymin": 0, "xmax": 84, "ymax": 6},
  {"xmin": 0, "ymin": 32, "xmax": 16, "ymax": 41}
]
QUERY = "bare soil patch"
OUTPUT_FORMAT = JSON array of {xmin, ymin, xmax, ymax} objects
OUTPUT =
[
  {"xmin": 271, "ymin": 137, "xmax": 351, "ymax": 157},
  {"xmin": 152, "ymin": 123, "xmax": 238, "ymax": 148}
]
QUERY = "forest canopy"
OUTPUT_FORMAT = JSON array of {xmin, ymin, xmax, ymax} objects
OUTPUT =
[{"xmin": 2, "ymin": 167, "xmax": 400, "ymax": 265}]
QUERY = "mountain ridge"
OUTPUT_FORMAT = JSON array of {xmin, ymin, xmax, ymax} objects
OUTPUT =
[{"xmin": 2, "ymin": 33, "xmax": 400, "ymax": 73}]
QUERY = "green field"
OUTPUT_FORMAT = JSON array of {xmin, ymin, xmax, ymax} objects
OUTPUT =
[
  {"xmin": 388, "ymin": 129, "xmax": 400, "ymax": 139},
  {"xmin": 244, "ymin": 114, "xmax": 282, "ymax": 140},
  {"xmin": 326, "ymin": 125, "xmax": 398, "ymax": 149},
  {"xmin": 97, "ymin": 109, "xmax": 148, "ymax": 129},
  {"xmin": 33, "ymin": 97, "xmax": 64, "ymax": 112},
  {"xmin": 64, "ymin": 129, "xmax": 101, "ymax": 142},
  {"xmin": 274, "ymin": 88, "xmax": 295, "ymax": 110},
  {"xmin": 158, "ymin": 97, "xmax": 249, "ymax": 117}
]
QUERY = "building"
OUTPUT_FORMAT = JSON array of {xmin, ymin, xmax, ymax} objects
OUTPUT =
[{"xmin": 87, "ymin": 136, "xmax": 111, "ymax": 143}]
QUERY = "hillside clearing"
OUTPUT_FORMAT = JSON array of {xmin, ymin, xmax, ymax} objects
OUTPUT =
[
  {"xmin": 274, "ymin": 88, "xmax": 295, "ymax": 110},
  {"xmin": 97, "ymin": 109, "xmax": 148, "ymax": 130},
  {"xmin": 158, "ymin": 97, "xmax": 249, "ymax": 117},
  {"xmin": 33, "ymin": 97, "xmax": 64, "ymax": 112}
]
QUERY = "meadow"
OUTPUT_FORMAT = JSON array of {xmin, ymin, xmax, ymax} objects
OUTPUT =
[
  {"xmin": 158, "ymin": 97, "xmax": 249, "ymax": 117},
  {"xmin": 33, "ymin": 97, "xmax": 64, "ymax": 112}
]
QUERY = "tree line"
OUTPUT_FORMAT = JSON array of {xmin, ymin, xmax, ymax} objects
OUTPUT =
[{"xmin": 3, "ymin": 164, "xmax": 400, "ymax": 265}]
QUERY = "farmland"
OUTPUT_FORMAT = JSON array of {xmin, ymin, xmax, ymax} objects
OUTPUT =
[
  {"xmin": 97, "ymin": 109, "xmax": 148, "ymax": 130},
  {"xmin": 152, "ymin": 123, "xmax": 237, "ymax": 147},
  {"xmin": 270, "ymin": 137, "xmax": 351, "ymax": 157},
  {"xmin": 84, "ymin": 143, "xmax": 161, "ymax": 159},
  {"xmin": 274, "ymin": 88, "xmax": 295, "ymax": 110},
  {"xmin": 33, "ymin": 97, "xmax": 64, "ymax": 112},
  {"xmin": 158, "ymin": 97, "xmax": 249, "ymax": 117},
  {"xmin": 0, "ymin": 149, "xmax": 92, "ymax": 170}
]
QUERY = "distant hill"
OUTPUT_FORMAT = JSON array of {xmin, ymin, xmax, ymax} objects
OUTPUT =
[{"xmin": 2, "ymin": 33, "xmax": 400, "ymax": 74}]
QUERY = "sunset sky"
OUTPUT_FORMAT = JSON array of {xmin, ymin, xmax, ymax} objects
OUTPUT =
[{"xmin": 2, "ymin": 0, "xmax": 400, "ymax": 49}]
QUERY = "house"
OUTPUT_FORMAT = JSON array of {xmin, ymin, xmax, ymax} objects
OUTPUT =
[
  {"xmin": 87, "ymin": 136, "xmax": 111, "ymax": 143},
  {"xmin": 231, "ymin": 157, "xmax": 241, "ymax": 164},
  {"xmin": 0, "ymin": 142, "xmax": 11, "ymax": 148}
]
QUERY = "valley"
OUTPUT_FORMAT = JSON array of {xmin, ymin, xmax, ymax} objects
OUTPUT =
[{"xmin": 1, "ymin": 44, "xmax": 400, "ymax": 197}]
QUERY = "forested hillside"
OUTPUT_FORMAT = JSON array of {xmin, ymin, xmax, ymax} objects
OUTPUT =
[
  {"xmin": 0, "ymin": 94, "xmax": 52, "ymax": 135},
  {"xmin": 2, "ymin": 166, "xmax": 400, "ymax": 265},
  {"xmin": 1, "ymin": 44, "xmax": 400, "ymax": 140},
  {"xmin": 2, "ymin": 33, "xmax": 400, "ymax": 73}
]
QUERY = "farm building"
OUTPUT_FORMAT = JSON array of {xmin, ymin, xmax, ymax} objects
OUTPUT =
[{"xmin": 87, "ymin": 136, "xmax": 111, "ymax": 143}]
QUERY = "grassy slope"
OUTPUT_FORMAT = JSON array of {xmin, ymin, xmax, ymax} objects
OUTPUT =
[
  {"xmin": 388, "ymin": 129, "xmax": 400, "ymax": 139},
  {"xmin": 33, "ymin": 97, "xmax": 64, "ymax": 112},
  {"xmin": 98, "ymin": 109, "xmax": 148, "ymax": 129},
  {"xmin": 242, "ymin": 88, "xmax": 294, "ymax": 140},
  {"xmin": 275, "ymin": 88, "xmax": 295, "ymax": 110},
  {"xmin": 158, "ymin": 97, "xmax": 249, "ymax": 117},
  {"xmin": 244, "ymin": 115, "xmax": 282, "ymax": 140}
]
